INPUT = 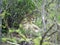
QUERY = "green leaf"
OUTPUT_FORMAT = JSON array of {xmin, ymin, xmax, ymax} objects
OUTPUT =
[
  {"xmin": 2, "ymin": 38, "xmax": 7, "ymax": 42},
  {"xmin": 43, "ymin": 42, "xmax": 50, "ymax": 45},
  {"xmin": 15, "ymin": 29, "xmax": 20, "ymax": 33},
  {"xmin": 9, "ymin": 29, "xmax": 15, "ymax": 33},
  {"xmin": 33, "ymin": 36, "xmax": 42, "ymax": 45}
]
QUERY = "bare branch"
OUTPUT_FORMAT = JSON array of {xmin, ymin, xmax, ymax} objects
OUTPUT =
[{"xmin": 40, "ymin": 24, "xmax": 55, "ymax": 45}]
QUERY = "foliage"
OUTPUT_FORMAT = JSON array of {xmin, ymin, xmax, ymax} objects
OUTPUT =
[
  {"xmin": 2, "ymin": 0, "xmax": 36, "ymax": 28},
  {"xmin": 2, "ymin": 28, "xmax": 50, "ymax": 45},
  {"xmin": 1, "ymin": 0, "xmax": 60, "ymax": 45}
]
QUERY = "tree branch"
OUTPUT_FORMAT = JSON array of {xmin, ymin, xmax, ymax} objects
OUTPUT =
[{"xmin": 40, "ymin": 24, "xmax": 55, "ymax": 45}]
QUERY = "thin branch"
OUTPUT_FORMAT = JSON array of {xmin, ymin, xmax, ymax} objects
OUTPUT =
[
  {"xmin": 47, "ymin": 31, "xmax": 57, "ymax": 37},
  {"xmin": 40, "ymin": 24, "xmax": 55, "ymax": 45},
  {"xmin": 7, "ymin": 41, "xmax": 19, "ymax": 45}
]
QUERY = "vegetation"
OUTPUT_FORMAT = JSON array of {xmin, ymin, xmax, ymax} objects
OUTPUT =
[{"xmin": 0, "ymin": 0, "xmax": 60, "ymax": 45}]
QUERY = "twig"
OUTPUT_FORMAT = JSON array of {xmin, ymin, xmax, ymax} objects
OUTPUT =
[
  {"xmin": 7, "ymin": 41, "xmax": 19, "ymax": 45},
  {"xmin": 47, "ymin": 31, "xmax": 57, "ymax": 37},
  {"xmin": 40, "ymin": 24, "xmax": 55, "ymax": 45}
]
